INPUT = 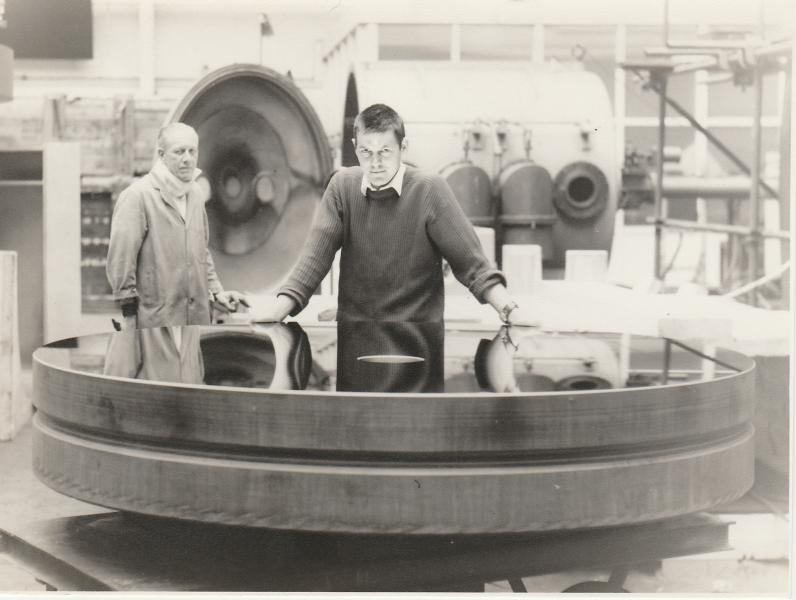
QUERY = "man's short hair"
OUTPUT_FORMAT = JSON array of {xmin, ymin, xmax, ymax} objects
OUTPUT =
[
  {"xmin": 157, "ymin": 122, "xmax": 197, "ymax": 151},
  {"xmin": 353, "ymin": 104, "xmax": 405, "ymax": 144}
]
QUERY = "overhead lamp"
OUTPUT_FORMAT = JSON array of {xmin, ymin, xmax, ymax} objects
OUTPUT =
[{"xmin": 260, "ymin": 13, "xmax": 274, "ymax": 37}]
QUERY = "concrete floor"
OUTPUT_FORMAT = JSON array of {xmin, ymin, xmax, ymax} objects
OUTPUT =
[{"xmin": 0, "ymin": 373, "xmax": 790, "ymax": 594}]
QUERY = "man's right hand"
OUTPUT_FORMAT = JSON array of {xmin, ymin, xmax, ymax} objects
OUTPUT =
[{"xmin": 251, "ymin": 294, "xmax": 296, "ymax": 323}]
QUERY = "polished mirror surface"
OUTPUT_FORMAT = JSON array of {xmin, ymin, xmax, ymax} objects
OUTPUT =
[{"xmin": 37, "ymin": 321, "xmax": 753, "ymax": 394}]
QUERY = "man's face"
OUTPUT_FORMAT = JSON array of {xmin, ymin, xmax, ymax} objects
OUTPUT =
[
  {"xmin": 159, "ymin": 127, "xmax": 199, "ymax": 183},
  {"xmin": 353, "ymin": 129, "xmax": 405, "ymax": 189}
]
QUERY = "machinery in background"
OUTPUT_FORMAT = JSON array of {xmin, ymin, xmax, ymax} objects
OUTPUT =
[
  {"xmin": 619, "ymin": 25, "xmax": 791, "ymax": 305},
  {"xmin": 165, "ymin": 64, "xmax": 333, "ymax": 295},
  {"xmin": 0, "ymin": 65, "xmax": 332, "ymax": 352},
  {"xmin": 328, "ymin": 59, "xmax": 617, "ymax": 270}
]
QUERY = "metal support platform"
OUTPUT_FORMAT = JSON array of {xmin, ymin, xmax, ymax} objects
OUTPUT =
[{"xmin": 0, "ymin": 511, "xmax": 730, "ymax": 592}]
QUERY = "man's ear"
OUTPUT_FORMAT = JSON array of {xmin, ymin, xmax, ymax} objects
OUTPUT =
[
  {"xmin": 156, "ymin": 148, "xmax": 164, "ymax": 158},
  {"xmin": 401, "ymin": 138, "xmax": 408, "ymax": 153}
]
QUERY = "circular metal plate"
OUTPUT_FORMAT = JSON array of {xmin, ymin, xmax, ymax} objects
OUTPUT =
[{"xmin": 33, "ymin": 323, "xmax": 756, "ymax": 533}]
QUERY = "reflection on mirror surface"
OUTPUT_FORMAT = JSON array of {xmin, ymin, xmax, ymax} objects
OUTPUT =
[{"xmin": 39, "ymin": 322, "xmax": 751, "ymax": 395}]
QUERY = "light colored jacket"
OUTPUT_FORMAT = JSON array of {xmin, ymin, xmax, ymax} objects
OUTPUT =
[
  {"xmin": 102, "ymin": 326, "xmax": 204, "ymax": 384},
  {"xmin": 106, "ymin": 171, "xmax": 223, "ymax": 328}
]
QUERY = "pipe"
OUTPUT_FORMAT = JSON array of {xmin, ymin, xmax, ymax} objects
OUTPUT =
[
  {"xmin": 651, "ymin": 217, "xmax": 791, "ymax": 240},
  {"xmin": 671, "ymin": 57, "xmax": 719, "ymax": 74},
  {"xmin": 656, "ymin": 175, "xmax": 757, "ymax": 199},
  {"xmin": 724, "ymin": 260, "xmax": 790, "ymax": 298},
  {"xmin": 666, "ymin": 39, "xmax": 754, "ymax": 50},
  {"xmin": 755, "ymin": 40, "xmax": 793, "ymax": 59},
  {"xmin": 705, "ymin": 73, "xmax": 735, "ymax": 85},
  {"xmin": 654, "ymin": 74, "xmax": 667, "ymax": 280},
  {"xmin": 748, "ymin": 64, "xmax": 764, "ymax": 302},
  {"xmin": 635, "ymin": 70, "xmax": 780, "ymax": 200}
]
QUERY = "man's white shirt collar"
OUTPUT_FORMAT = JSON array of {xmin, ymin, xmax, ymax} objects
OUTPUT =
[{"xmin": 361, "ymin": 163, "xmax": 406, "ymax": 197}]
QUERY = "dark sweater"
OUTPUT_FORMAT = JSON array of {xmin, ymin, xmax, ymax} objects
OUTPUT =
[{"xmin": 278, "ymin": 166, "xmax": 505, "ymax": 321}]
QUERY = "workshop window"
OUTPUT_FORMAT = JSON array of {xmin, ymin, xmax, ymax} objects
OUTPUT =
[
  {"xmin": 707, "ymin": 75, "xmax": 781, "ymax": 118},
  {"xmin": 378, "ymin": 24, "xmax": 452, "ymax": 60},
  {"xmin": 460, "ymin": 25, "xmax": 533, "ymax": 61}
]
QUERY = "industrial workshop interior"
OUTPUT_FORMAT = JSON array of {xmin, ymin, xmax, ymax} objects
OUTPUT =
[{"xmin": 0, "ymin": 0, "xmax": 792, "ymax": 595}]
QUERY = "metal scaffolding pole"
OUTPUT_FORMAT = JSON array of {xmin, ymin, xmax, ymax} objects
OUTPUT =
[
  {"xmin": 654, "ymin": 73, "xmax": 668, "ymax": 280},
  {"xmin": 748, "ymin": 64, "xmax": 765, "ymax": 305}
]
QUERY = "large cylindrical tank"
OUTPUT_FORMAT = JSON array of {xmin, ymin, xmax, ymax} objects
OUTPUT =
[
  {"xmin": 335, "ymin": 63, "xmax": 617, "ymax": 267},
  {"xmin": 166, "ymin": 64, "xmax": 333, "ymax": 294}
]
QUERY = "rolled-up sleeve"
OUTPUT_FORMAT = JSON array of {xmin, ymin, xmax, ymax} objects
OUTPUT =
[
  {"xmin": 107, "ymin": 188, "xmax": 147, "ymax": 301},
  {"xmin": 426, "ymin": 177, "xmax": 506, "ymax": 303},
  {"xmin": 277, "ymin": 174, "xmax": 345, "ymax": 315}
]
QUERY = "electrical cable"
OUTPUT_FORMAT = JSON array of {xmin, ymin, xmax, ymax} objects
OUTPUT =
[{"xmin": 660, "ymin": 231, "xmax": 684, "ymax": 280}]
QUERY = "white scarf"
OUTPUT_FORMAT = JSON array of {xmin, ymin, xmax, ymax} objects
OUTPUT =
[{"xmin": 151, "ymin": 159, "xmax": 201, "ymax": 202}]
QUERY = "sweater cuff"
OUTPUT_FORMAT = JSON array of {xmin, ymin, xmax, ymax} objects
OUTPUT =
[
  {"xmin": 469, "ymin": 269, "xmax": 507, "ymax": 303},
  {"xmin": 277, "ymin": 288, "xmax": 307, "ymax": 317}
]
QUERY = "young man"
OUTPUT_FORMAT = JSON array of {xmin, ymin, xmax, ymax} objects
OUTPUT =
[
  {"xmin": 256, "ymin": 103, "xmax": 525, "ymax": 324},
  {"xmin": 107, "ymin": 122, "xmax": 248, "ymax": 329}
]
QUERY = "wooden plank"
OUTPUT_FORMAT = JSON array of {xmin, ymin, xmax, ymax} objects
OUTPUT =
[
  {"xmin": 0, "ymin": 251, "xmax": 29, "ymax": 440},
  {"xmin": 43, "ymin": 142, "xmax": 81, "ymax": 345}
]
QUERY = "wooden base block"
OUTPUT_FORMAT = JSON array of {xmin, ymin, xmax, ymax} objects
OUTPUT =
[{"xmin": 0, "ymin": 251, "xmax": 31, "ymax": 440}]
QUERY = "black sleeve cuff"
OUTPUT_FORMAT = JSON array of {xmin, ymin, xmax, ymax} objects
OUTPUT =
[{"xmin": 120, "ymin": 297, "xmax": 138, "ymax": 317}]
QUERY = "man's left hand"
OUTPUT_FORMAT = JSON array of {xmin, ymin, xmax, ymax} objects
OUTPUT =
[
  {"xmin": 504, "ymin": 305, "xmax": 542, "ymax": 328},
  {"xmin": 213, "ymin": 290, "xmax": 251, "ymax": 313}
]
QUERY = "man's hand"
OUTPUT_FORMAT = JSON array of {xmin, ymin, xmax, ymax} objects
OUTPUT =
[
  {"xmin": 504, "ymin": 304, "xmax": 541, "ymax": 328},
  {"xmin": 213, "ymin": 290, "xmax": 250, "ymax": 313},
  {"xmin": 251, "ymin": 294, "xmax": 296, "ymax": 323}
]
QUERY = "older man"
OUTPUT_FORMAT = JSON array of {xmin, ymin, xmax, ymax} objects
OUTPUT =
[
  {"xmin": 107, "ymin": 122, "xmax": 248, "ymax": 329},
  {"xmin": 256, "ymin": 103, "xmax": 528, "ymax": 324}
]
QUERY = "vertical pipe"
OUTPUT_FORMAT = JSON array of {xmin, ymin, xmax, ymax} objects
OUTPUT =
[
  {"xmin": 780, "ymin": 57, "xmax": 792, "ymax": 309},
  {"xmin": 748, "ymin": 64, "xmax": 764, "ymax": 304},
  {"xmin": 451, "ymin": 23, "xmax": 461, "ymax": 62},
  {"xmin": 138, "ymin": 0, "xmax": 155, "ymax": 98},
  {"xmin": 654, "ymin": 74, "xmax": 668, "ymax": 280},
  {"xmin": 532, "ymin": 23, "xmax": 544, "ymax": 64},
  {"xmin": 615, "ymin": 25, "xmax": 627, "ymax": 194},
  {"xmin": 662, "ymin": 338, "xmax": 671, "ymax": 385}
]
